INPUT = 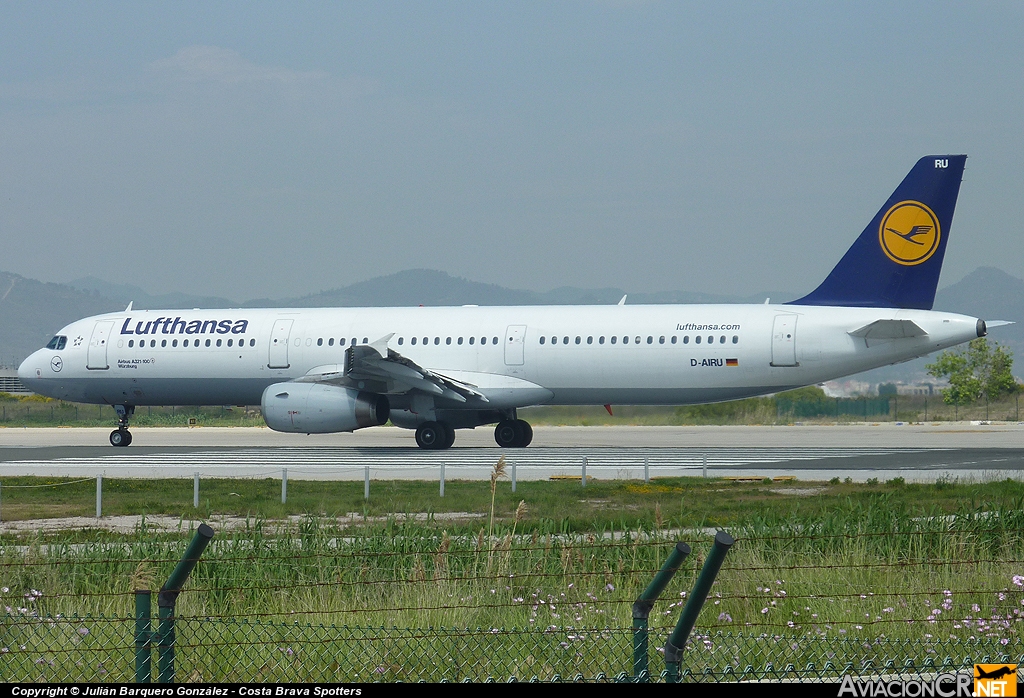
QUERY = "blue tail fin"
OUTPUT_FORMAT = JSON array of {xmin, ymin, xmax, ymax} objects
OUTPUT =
[{"xmin": 791, "ymin": 155, "xmax": 966, "ymax": 310}]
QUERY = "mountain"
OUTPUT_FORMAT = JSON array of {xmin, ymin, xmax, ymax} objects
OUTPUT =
[
  {"xmin": 0, "ymin": 272, "xmax": 121, "ymax": 368},
  {"xmin": 67, "ymin": 276, "xmax": 235, "ymax": 311},
  {"xmin": 244, "ymin": 269, "xmax": 796, "ymax": 308}
]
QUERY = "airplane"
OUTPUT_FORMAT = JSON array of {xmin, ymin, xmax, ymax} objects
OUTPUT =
[{"xmin": 18, "ymin": 155, "xmax": 1002, "ymax": 449}]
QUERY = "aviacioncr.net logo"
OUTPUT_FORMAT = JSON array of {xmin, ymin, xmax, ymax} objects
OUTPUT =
[{"xmin": 878, "ymin": 200, "xmax": 941, "ymax": 266}]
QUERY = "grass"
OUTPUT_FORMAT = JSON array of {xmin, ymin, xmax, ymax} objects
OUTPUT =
[
  {"xmin": 2, "ymin": 475, "xmax": 1023, "ymax": 681},
  {"xmin": 3, "ymin": 474, "xmax": 1024, "ymax": 530}
]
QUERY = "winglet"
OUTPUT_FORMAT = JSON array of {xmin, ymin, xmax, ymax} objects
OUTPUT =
[
  {"xmin": 125, "ymin": 301, "xmax": 133, "ymax": 312},
  {"xmin": 617, "ymin": 295, "xmax": 627, "ymax": 306},
  {"xmin": 367, "ymin": 333, "xmax": 394, "ymax": 358}
]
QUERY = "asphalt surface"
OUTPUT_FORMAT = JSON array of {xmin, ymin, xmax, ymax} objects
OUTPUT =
[{"xmin": 0, "ymin": 424, "xmax": 1021, "ymax": 482}]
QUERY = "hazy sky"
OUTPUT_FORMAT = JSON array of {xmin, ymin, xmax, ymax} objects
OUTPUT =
[{"xmin": 2, "ymin": 2, "xmax": 1022, "ymax": 301}]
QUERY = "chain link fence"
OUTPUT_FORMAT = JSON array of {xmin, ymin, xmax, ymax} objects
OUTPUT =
[{"xmin": 1, "ymin": 613, "xmax": 1019, "ymax": 683}]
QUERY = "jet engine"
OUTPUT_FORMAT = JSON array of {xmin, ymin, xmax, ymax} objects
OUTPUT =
[{"xmin": 261, "ymin": 383, "xmax": 390, "ymax": 434}]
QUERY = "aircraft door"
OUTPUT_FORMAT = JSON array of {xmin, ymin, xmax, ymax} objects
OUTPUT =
[
  {"xmin": 87, "ymin": 320, "xmax": 114, "ymax": 370},
  {"xmin": 504, "ymin": 325, "xmax": 526, "ymax": 365},
  {"xmin": 268, "ymin": 319, "xmax": 294, "ymax": 369},
  {"xmin": 770, "ymin": 314, "xmax": 799, "ymax": 367}
]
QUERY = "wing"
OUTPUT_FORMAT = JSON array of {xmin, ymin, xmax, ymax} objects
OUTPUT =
[{"xmin": 295, "ymin": 334, "xmax": 488, "ymax": 404}]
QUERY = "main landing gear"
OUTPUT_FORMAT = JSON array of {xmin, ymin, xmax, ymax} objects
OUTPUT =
[
  {"xmin": 110, "ymin": 405, "xmax": 135, "ymax": 447},
  {"xmin": 415, "ymin": 421, "xmax": 456, "ymax": 450},
  {"xmin": 412, "ymin": 417, "xmax": 534, "ymax": 450},
  {"xmin": 494, "ymin": 419, "xmax": 533, "ymax": 448}
]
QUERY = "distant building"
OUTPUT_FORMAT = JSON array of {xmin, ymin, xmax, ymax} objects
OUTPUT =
[
  {"xmin": 896, "ymin": 383, "xmax": 937, "ymax": 396},
  {"xmin": 0, "ymin": 368, "xmax": 31, "ymax": 395}
]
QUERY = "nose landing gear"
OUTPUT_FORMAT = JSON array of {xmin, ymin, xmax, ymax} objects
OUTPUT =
[{"xmin": 110, "ymin": 404, "xmax": 135, "ymax": 447}]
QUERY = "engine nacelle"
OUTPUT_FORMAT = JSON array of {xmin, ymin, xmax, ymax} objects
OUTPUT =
[{"xmin": 261, "ymin": 382, "xmax": 390, "ymax": 434}]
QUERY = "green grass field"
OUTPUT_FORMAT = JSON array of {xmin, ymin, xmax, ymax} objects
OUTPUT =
[{"xmin": 2, "ymin": 473, "xmax": 1022, "ymax": 680}]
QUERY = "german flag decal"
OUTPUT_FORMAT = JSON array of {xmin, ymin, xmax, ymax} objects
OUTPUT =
[{"xmin": 726, "ymin": 358, "xmax": 739, "ymax": 367}]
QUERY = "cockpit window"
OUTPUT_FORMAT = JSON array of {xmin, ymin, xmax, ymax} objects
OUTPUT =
[{"xmin": 46, "ymin": 336, "xmax": 67, "ymax": 350}]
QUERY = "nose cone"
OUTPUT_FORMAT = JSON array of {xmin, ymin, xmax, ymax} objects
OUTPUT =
[{"xmin": 18, "ymin": 351, "xmax": 43, "ymax": 392}]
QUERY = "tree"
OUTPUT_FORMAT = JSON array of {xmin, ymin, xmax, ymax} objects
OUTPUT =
[
  {"xmin": 926, "ymin": 338, "xmax": 1019, "ymax": 405},
  {"xmin": 877, "ymin": 383, "xmax": 898, "ymax": 397}
]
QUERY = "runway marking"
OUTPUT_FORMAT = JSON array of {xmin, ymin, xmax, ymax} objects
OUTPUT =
[{"xmin": 2, "ymin": 446, "xmax": 948, "ymax": 472}]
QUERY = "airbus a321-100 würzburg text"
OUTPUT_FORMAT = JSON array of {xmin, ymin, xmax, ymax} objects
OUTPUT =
[{"xmin": 19, "ymin": 155, "xmax": 1006, "ymax": 449}]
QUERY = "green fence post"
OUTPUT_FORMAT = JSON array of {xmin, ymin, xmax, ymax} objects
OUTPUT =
[
  {"xmin": 135, "ymin": 590, "xmax": 153, "ymax": 683},
  {"xmin": 157, "ymin": 523, "xmax": 215, "ymax": 683},
  {"xmin": 632, "ymin": 542, "xmax": 690, "ymax": 681},
  {"xmin": 664, "ymin": 531, "xmax": 735, "ymax": 683}
]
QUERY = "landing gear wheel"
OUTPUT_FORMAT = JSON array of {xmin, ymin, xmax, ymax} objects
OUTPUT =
[
  {"xmin": 515, "ymin": 419, "xmax": 533, "ymax": 447},
  {"xmin": 494, "ymin": 420, "xmax": 520, "ymax": 448},
  {"xmin": 415, "ymin": 421, "xmax": 447, "ymax": 450},
  {"xmin": 111, "ymin": 404, "xmax": 135, "ymax": 448},
  {"xmin": 441, "ymin": 422, "xmax": 456, "ymax": 449}
]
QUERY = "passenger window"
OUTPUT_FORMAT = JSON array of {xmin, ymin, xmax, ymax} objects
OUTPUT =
[
  {"xmin": 647, "ymin": 336, "xmax": 653, "ymax": 344},
  {"xmin": 550, "ymin": 336, "xmax": 556, "ymax": 344},
  {"xmin": 671, "ymin": 336, "xmax": 677, "ymax": 344},
  {"xmin": 173, "ymin": 339, "xmax": 178, "ymax": 347},
  {"xmin": 216, "ymin": 339, "xmax": 222, "ymax": 347},
  {"xmin": 151, "ymin": 340, "xmax": 156, "ymax": 348},
  {"xmin": 397, "ymin": 337, "xmax": 403, "ymax": 345},
  {"xmin": 587, "ymin": 336, "xmax": 593, "ymax": 344},
  {"xmin": 434, "ymin": 337, "xmax": 440, "ymax": 345},
  {"xmin": 250, "ymin": 339, "xmax": 255, "ymax": 347},
  {"xmin": 659, "ymin": 336, "xmax": 665, "ymax": 344},
  {"xmin": 481, "ymin": 337, "xmax": 487, "ymax": 345},
  {"xmin": 446, "ymin": 337, "xmax": 451, "ymax": 345},
  {"xmin": 205, "ymin": 339, "xmax": 211, "ymax": 347},
  {"xmin": 340, "ymin": 338, "xmax": 346, "ymax": 346},
  {"xmin": 492, "ymin": 337, "xmax": 498, "ymax": 345},
  {"xmin": 424, "ymin": 337, "xmax": 429, "ymax": 345},
  {"xmin": 610, "ymin": 336, "xmax": 617, "ymax": 344},
  {"xmin": 469, "ymin": 336, "xmax": 475, "ymax": 345},
  {"xmin": 695, "ymin": 336, "xmax": 701, "ymax": 344},
  {"xmin": 599, "ymin": 336, "xmax": 605, "ymax": 344},
  {"xmin": 623, "ymin": 336, "xmax": 629, "ymax": 344},
  {"xmin": 563, "ymin": 336, "xmax": 569, "ymax": 345},
  {"xmin": 227, "ymin": 339, "xmax": 233, "ymax": 347},
  {"xmin": 707, "ymin": 336, "xmax": 713, "ymax": 344},
  {"xmin": 720, "ymin": 335, "xmax": 726, "ymax": 344},
  {"xmin": 458, "ymin": 337, "xmax": 463, "ymax": 345},
  {"xmin": 317, "ymin": 338, "xmax": 323, "ymax": 346},
  {"xmin": 329, "ymin": 338, "xmax": 335, "ymax": 346},
  {"xmin": 539, "ymin": 336, "xmax": 545, "ymax": 345},
  {"xmin": 683, "ymin": 336, "xmax": 689, "ymax": 344},
  {"xmin": 732, "ymin": 335, "xmax": 739, "ymax": 344},
  {"xmin": 128, "ymin": 340, "xmax": 134, "ymax": 348},
  {"xmin": 411, "ymin": 337, "xmax": 417, "ymax": 345},
  {"xmin": 352, "ymin": 338, "xmax": 358, "ymax": 346},
  {"xmin": 362, "ymin": 337, "xmax": 368, "ymax": 344},
  {"xmin": 636, "ymin": 336, "xmax": 641, "ymax": 344},
  {"xmin": 575, "ymin": 336, "xmax": 581, "ymax": 344}
]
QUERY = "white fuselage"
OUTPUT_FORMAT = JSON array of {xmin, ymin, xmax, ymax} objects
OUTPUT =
[{"xmin": 18, "ymin": 304, "xmax": 980, "ymax": 414}]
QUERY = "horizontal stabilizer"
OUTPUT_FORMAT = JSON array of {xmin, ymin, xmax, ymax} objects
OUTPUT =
[
  {"xmin": 986, "ymin": 320, "xmax": 1015, "ymax": 329},
  {"xmin": 848, "ymin": 319, "xmax": 928, "ymax": 339}
]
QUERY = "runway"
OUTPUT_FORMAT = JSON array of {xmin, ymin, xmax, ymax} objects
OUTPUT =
[{"xmin": 0, "ymin": 424, "xmax": 1021, "ymax": 482}]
